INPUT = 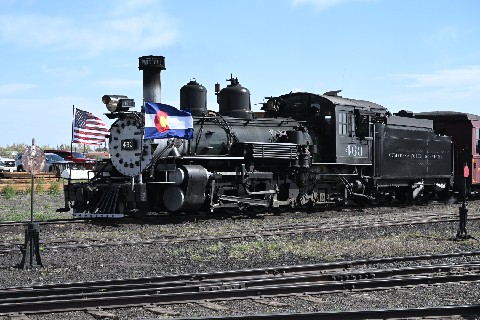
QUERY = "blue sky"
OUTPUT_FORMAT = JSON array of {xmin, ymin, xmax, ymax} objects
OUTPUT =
[{"xmin": 1, "ymin": 0, "xmax": 479, "ymax": 147}]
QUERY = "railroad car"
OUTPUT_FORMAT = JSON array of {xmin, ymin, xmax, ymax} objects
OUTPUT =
[
  {"xmin": 411, "ymin": 111, "xmax": 480, "ymax": 195},
  {"xmin": 61, "ymin": 56, "xmax": 453, "ymax": 218}
]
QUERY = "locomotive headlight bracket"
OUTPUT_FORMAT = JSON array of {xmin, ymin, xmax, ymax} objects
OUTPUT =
[{"xmin": 102, "ymin": 95, "xmax": 135, "ymax": 112}]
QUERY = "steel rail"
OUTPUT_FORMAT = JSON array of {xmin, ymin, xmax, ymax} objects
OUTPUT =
[
  {"xmin": 1, "ymin": 273, "xmax": 479, "ymax": 315},
  {"xmin": 3, "ymin": 262, "xmax": 479, "ymax": 301},
  {"xmin": 260, "ymin": 211, "xmax": 480, "ymax": 231},
  {"xmin": 157, "ymin": 305, "xmax": 480, "ymax": 320},
  {"xmin": 0, "ymin": 219, "xmax": 87, "ymax": 228},
  {"xmin": 0, "ymin": 204, "xmax": 475, "ymax": 229},
  {"xmin": 1, "ymin": 261, "xmax": 480, "ymax": 315},
  {"xmin": 4, "ymin": 250, "xmax": 480, "ymax": 292}
]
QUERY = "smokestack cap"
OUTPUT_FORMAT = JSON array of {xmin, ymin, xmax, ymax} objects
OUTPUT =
[{"xmin": 139, "ymin": 56, "xmax": 166, "ymax": 70}]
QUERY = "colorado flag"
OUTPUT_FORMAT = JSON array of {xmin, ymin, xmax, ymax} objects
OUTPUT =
[{"xmin": 144, "ymin": 102, "xmax": 194, "ymax": 140}]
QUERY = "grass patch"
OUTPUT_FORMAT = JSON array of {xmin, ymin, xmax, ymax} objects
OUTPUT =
[
  {"xmin": 0, "ymin": 212, "xmax": 30, "ymax": 222},
  {"xmin": 156, "ymin": 230, "xmax": 451, "ymax": 264},
  {"xmin": 1, "ymin": 185, "xmax": 16, "ymax": 199},
  {"xmin": 35, "ymin": 179, "xmax": 45, "ymax": 194},
  {"xmin": 206, "ymin": 241, "xmax": 226, "ymax": 255},
  {"xmin": 228, "ymin": 237, "xmax": 332, "ymax": 260},
  {"xmin": 0, "ymin": 211, "xmax": 63, "ymax": 222},
  {"xmin": 48, "ymin": 183, "xmax": 61, "ymax": 195}
]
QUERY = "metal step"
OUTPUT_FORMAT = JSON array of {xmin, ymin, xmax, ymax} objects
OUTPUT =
[{"xmin": 73, "ymin": 212, "xmax": 124, "ymax": 219}]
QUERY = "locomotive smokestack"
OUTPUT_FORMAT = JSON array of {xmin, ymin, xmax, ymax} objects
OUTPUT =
[{"xmin": 138, "ymin": 55, "xmax": 166, "ymax": 103}]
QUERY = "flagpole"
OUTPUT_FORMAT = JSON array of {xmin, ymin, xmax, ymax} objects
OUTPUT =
[
  {"xmin": 139, "ymin": 98, "xmax": 144, "ymax": 184},
  {"xmin": 70, "ymin": 105, "xmax": 74, "ymax": 181}
]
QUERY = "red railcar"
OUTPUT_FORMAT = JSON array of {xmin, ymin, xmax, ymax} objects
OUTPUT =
[{"xmin": 413, "ymin": 111, "xmax": 480, "ymax": 195}]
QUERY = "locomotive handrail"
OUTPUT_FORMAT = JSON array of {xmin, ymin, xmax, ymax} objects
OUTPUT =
[
  {"xmin": 144, "ymin": 139, "xmax": 175, "ymax": 175},
  {"xmin": 311, "ymin": 162, "xmax": 373, "ymax": 165},
  {"xmin": 181, "ymin": 156, "xmax": 244, "ymax": 160}
]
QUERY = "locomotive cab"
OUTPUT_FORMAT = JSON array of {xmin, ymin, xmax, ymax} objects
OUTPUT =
[
  {"xmin": 332, "ymin": 106, "xmax": 374, "ymax": 165},
  {"xmin": 264, "ymin": 91, "xmax": 386, "ymax": 165}
]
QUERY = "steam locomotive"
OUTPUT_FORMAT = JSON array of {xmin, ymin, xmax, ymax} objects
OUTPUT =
[{"xmin": 62, "ymin": 56, "xmax": 453, "ymax": 218}]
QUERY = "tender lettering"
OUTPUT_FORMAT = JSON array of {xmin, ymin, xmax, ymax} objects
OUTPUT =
[{"xmin": 388, "ymin": 152, "xmax": 444, "ymax": 160}]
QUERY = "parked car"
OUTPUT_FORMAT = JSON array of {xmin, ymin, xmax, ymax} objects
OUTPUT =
[
  {"xmin": 43, "ymin": 150, "xmax": 95, "ymax": 169},
  {"xmin": 0, "ymin": 158, "xmax": 16, "ymax": 172},
  {"xmin": 43, "ymin": 153, "xmax": 72, "ymax": 174}
]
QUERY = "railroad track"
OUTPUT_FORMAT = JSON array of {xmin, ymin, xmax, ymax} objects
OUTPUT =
[
  {"xmin": 1, "ymin": 252, "xmax": 479, "ymax": 316},
  {"xmin": 160, "ymin": 305, "xmax": 480, "ymax": 320},
  {"xmin": 0, "ymin": 218, "xmax": 87, "ymax": 228},
  {"xmin": 0, "ymin": 210, "xmax": 478, "ymax": 254},
  {"xmin": 0, "ymin": 209, "xmax": 475, "ymax": 230},
  {"xmin": 1, "ymin": 199, "xmax": 477, "ymax": 229}
]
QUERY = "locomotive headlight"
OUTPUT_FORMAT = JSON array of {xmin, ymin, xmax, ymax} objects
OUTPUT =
[{"xmin": 102, "ymin": 95, "xmax": 134, "ymax": 112}]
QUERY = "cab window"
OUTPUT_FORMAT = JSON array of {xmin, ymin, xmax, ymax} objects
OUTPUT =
[
  {"xmin": 323, "ymin": 114, "xmax": 332, "ymax": 136},
  {"xmin": 355, "ymin": 114, "xmax": 370, "ymax": 138},
  {"xmin": 338, "ymin": 112, "xmax": 349, "ymax": 135}
]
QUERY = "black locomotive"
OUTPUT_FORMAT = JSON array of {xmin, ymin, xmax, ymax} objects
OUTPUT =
[{"xmin": 63, "ymin": 56, "xmax": 453, "ymax": 218}]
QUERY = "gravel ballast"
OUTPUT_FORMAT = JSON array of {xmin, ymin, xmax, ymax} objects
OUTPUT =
[{"xmin": 0, "ymin": 192, "xmax": 479, "ymax": 319}]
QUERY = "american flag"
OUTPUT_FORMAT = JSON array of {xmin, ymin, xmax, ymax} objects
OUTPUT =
[{"xmin": 72, "ymin": 108, "xmax": 109, "ymax": 145}]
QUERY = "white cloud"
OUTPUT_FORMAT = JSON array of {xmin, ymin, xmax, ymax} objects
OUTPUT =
[
  {"xmin": 0, "ymin": 83, "xmax": 36, "ymax": 96},
  {"xmin": 0, "ymin": 2, "xmax": 177, "ymax": 56},
  {"xmin": 386, "ymin": 66, "xmax": 480, "ymax": 110},
  {"xmin": 429, "ymin": 26, "xmax": 461, "ymax": 44},
  {"xmin": 97, "ymin": 79, "xmax": 142, "ymax": 89},
  {"xmin": 40, "ymin": 65, "xmax": 92, "ymax": 78},
  {"xmin": 0, "ymin": 15, "xmax": 61, "ymax": 47},
  {"xmin": 392, "ymin": 66, "xmax": 480, "ymax": 88},
  {"xmin": 292, "ymin": 0, "xmax": 373, "ymax": 11},
  {"xmin": 110, "ymin": 0, "xmax": 159, "ymax": 17}
]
